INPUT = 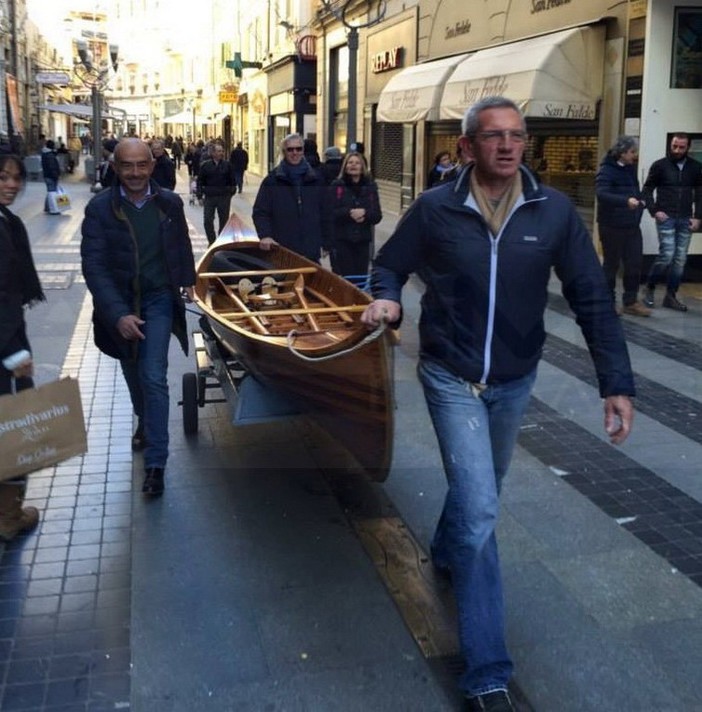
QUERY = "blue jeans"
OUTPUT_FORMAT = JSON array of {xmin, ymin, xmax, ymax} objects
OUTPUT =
[
  {"xmin": 120, "ymin": 289, "xmax": 174, "ymax": 469},
  {"xmin": 418, "ymin": 359, "xmax": 537, "ymax": 697},
  {"xmin": 44, "ymin": 178, "xmax": 58, "ymax": 212},
  {"xmin": 647, "ymin": 218, "xmax": 692, "ymax": 293}
]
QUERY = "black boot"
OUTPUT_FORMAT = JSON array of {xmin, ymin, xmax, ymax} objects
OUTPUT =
[{"xmin": 142, "ymin": 468, "xmax": 165, "ymax": 496}]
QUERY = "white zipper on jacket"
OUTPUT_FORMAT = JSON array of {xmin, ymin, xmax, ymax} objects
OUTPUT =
[{"xmin": 464, "ymin": 176, "xmax": 546, "ymax": 385}]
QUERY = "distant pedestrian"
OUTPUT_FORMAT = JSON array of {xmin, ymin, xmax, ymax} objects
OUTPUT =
[
  {"xmin": 150, "ymin": 139, "xmax": 176, "ymax": 190},
  {"xmin": 252, "ymin": 133, "xmax": 331, "ymax": 261},
  {"xmin": 321, "ymin": 146, "xmax": 343, "ymax": 185},
  {"xmin": 303, "ymin": 138, "xmax": 321, "ymax": 168},
  {"xmin": 229, "ymin": 141, "xmax": 249, "ymax": 194},
  {"xmin": 595, "ymin": 136, "xmax": 650, "ymax": 317},
  {"xmin": 40, "ymin": 140, "xmax": 61, "ymax": 214},
  {"xmin": 197, "ymin": 142, "xmax": 236, "ymax": 244},
  {"xmin": 330, "ymin": 151, "xmax": 382, "ymax": 277},
  {"xmin": 426, "ymin": 151, "xmax": 455, "ymax": 189},
  {"xmin": 170, "ymin": 138, "xmax": 183, "ymax": 170},
  {"xmin": 641, "ymin": 132, "xmax": 702, "ymax": 312}
]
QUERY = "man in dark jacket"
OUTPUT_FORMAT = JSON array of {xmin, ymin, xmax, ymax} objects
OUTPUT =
[
  {"xmin": 361, "ymin": 97, "xmax": 635, "ymax": 712},
  {"xmin": 595, "ymin": 135, "xmax": 650, "ymax": 316},
  {"xmin": 41, "ymin": 139, "xmax": 61, "ymax": 213},
  {"xmin": 252, "ymin": 133, "xmax": 331, "ymax": 261},
  {"xmin": 150, "ymin": 138, "xmax": 177, "ymax": 190},
  {"xmin": 321, "ymin": 146, "xmax": 343, "ymax": 184},
  {"xmin": 81, "ymin": 138, "xmax": 196, "ymax": 497},
  {"xmin": 229, "ymin": 141, "xmax": 249, "ymax": 194},
  {"xmin": 197, "ymin": 142, "xmax": 235, "ymax": 244},
  {"xmin": 641, "ymin": 132, "xmax": 702, "ymax": 312}
]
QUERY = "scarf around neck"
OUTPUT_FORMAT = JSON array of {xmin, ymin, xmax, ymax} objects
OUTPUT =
[{"xmin": 469, "ymin": 170, "xmax": 523, "ymax": 237}]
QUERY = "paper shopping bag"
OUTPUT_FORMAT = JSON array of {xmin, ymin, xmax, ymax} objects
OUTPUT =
[{"xmin": 0, "ymin": 378, "xmax": 87, "ymax": 480}]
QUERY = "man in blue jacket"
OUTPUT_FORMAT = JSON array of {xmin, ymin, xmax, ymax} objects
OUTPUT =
[
  {"xmin": 362, "ymin": 97, "xmax": 635, "ymax": 712},
  {"xmin": 252, "ymin": 133, "xmax": 331, "ymax": 261},
  {"xmin": 81, "ymin": 138, "xmax": 196, "ymax": 496}
]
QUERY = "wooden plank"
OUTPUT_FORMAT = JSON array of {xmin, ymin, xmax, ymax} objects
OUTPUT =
[
  {"xmin": 305, "ymin": 284, "xmax": 355, "ymax": 324},
  {"xmin": 216, "ymin": 280, "xmax": 270, "ymax": 335},
  {"xmin": 353, "ymin": 517, "xmax": 459, "ymax": 659},
  {"xmin": 293, "ymin": 275, "xmax": 320, "ymax": 331}
]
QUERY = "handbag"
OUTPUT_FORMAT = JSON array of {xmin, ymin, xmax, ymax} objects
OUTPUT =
[{"xmin": 0, "ymin": 377, "xmax": 87, "ymax": 481}]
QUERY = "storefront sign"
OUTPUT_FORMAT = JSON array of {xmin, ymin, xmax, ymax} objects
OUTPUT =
[
  {"xmin": 36, "ymin": 71, "xmax": 71, "ymax": 85},
  {"xmin": 445, "ymin": 20, "xmax": 471, "ymax": 40},
  {"xmin": 531, "ymin": 0, "xmax": 573, "ymax": 13},
  {"xmin": 532, "ymin": 102, "xmax": 596, "ymax": 119},
  {"xmin": 371, "ymin": 47, "xmax": 402, "ymax": 73}
]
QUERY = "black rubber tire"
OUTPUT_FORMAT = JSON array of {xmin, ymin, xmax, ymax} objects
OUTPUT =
[{"xmin": 182, "ymin": 372, "xmax": 198, "ymax": 434}]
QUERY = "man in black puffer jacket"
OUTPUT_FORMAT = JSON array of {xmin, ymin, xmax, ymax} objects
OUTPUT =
[
  {"xmin": 81, "ymin": 138, "xmax": 196, "ymax": 497},
  {"xmin": 641, "ymin": 132, "xmax": 702, "ymax": 312},
  {"xmin": 252, "ymin": 133, "xmax": 331, "ymax": 261}
]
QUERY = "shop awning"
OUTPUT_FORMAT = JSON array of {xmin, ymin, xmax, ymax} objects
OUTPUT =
[
  {"xmin": 39, "ymin": 103, "xmax": 122, "ymax": 121},
  {"xmin": 440, "ymin": 26, "xmax": 605, "ymax": 121},
  {"xmin": 376, "ymin": 54, "xmax": 470, "ymax": 123},
  {"xmin": 163, "ymin": 111, "xmax": 217, "ymax": 125}
]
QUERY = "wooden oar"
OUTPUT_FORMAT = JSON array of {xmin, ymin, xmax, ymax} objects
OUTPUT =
[
  {"xmin": 218, "ymin": 304, "xmax": 368, "ymax": 318},
  {"xmin": 215, "ymin": 279, "xmax": 270, "ymax": 335},
  {"xmin": 293, "ymin": 275, "xmax": 320, "ymax": 331}
]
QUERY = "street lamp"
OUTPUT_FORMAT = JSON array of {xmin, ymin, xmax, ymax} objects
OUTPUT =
[
  {"xmin": 320, "ymin": 0, "xmax": 386, "ymax": 152},
  {"xmin": 74, "ymin": 40, "xmax": 119, "ymax": 190}
]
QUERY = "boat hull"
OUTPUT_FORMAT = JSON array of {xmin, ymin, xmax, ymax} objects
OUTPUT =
[{"xmin": 193, "ymin": 233, "xmax": 394, "ymax": 481}]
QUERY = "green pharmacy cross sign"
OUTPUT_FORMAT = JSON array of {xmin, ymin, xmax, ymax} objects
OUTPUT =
[{"xmin": 225, "ymin": 53, "xmax": 263, "ymax": 78}]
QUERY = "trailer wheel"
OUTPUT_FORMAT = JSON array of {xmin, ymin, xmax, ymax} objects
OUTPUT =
[{"xmin": 182, "ymin": 372, "xmax": 198, "ymax": 434}]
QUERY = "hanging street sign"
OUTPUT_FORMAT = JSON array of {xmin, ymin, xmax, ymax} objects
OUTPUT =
[{"xmin": 36, "ymin": 71, "xmax": 71, "ymax": 85}]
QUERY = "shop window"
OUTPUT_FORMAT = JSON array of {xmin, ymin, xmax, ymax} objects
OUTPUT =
[
  {"xmin": 372, "ymin": 122, "xmax": 402, "ymax": 182},
  {"xmin": 672, "ymin": 8, "xmax": 702, "ymax": 88}
]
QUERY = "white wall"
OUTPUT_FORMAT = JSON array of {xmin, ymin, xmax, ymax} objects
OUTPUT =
[{"xmin": 639, "ymin": 0, "xmax": 702, "ymax": 254}]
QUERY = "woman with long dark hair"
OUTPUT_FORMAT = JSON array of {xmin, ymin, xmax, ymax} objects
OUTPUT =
[
  {"xmin": 0, "ymin": 154, "xmax": 44, "ymax": 540},
  {"xmin": 329, "ymin": 151, "xmax": 382, "ymax": 278}
]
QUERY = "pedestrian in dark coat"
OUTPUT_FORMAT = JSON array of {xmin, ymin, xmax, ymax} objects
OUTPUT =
[
  {"xmin": 321, "ymin": 146, "xmax": 343, "ymax": 185},
  {"xmin": 229, "ymin": 141, "xmax": 249, "ymax": 194},
  {"xmin": 81, "ymin": 139, "xmax": 196, "ymax": 497},
  {"xmin": 41, "ymin": 140, "xmax": 61, "ymax": 213},
  {"xmin": 150, "ymin": 139, "xmax": 176, "ymax": 190},
  {"xmin": 330, "ymin": 151, "xmax": 382, "ymax": 277},
  {"xmin": 252, "ymin": 133, "xmax": 331, "ymax": 261},
  {"xmin": 0, "ymin": 154, "xmax": 44, "ymax": 540},
  {"xmin": 595, "ymin": 135, "xmax": 650, "ymax": 316}
]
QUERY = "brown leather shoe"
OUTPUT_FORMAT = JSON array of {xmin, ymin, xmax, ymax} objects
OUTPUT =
[
  {"xmin": 0, "ymin": 506, "xmax": 39, "ymax": 542},
  {"xmin": 622, "ymin": 301, "xmax": 652, "ymax": 317}
]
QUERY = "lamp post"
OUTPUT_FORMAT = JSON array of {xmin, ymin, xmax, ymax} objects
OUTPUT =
[
  {"xmin": 320, "ymin": 0, "xmax": 386, "ymax": 152},
  {"xmin": 74, "ymin": 40, "xmax": 119, "ymax": 190}
]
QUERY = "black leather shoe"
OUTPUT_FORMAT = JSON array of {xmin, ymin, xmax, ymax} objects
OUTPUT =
[
  {"xmin": 142, "ymin": 468, "xmax": 165, "ymax": 496},
  {"xmin": 132, "ymin": 422, "xmax": 146, "ymax": 451}
]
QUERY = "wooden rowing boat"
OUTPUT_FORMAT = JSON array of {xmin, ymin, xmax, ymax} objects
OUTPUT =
[{"xmin": 193, "ymin": 215, "xmax": 395, "ymax": 481}]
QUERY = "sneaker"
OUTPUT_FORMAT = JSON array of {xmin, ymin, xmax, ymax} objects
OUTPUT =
[
  {"xmin": 142, "ymin": 468, "xmax": 165, "ymax": 496},
  {"xmin": 622, "ymin": 301, "xmax": 652, "ymax": 317},
  {"xmin": 464, "ymin": 690, "xmax": 515, "ymax": 712},
  {"xmin": 662, "ymin": 293, "xmax": 688, "ymax": 312},
  {"xmin": 642, "ymin": 287, "xmax": 655, "ymax": 308}
]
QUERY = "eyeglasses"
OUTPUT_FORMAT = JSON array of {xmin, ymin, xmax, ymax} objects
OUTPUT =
[
  {"xmin": 475, "ymin": 130, "xmax": 527, "ymax": 144},
  {"xmin": 285, "ymin": 146, "xmax": 304, "ymax": 153}
]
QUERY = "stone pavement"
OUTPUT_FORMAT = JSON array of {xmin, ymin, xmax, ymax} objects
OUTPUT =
[{"xmin": 0, "ymin": 166, "xmax": 700, "ymax": 711}]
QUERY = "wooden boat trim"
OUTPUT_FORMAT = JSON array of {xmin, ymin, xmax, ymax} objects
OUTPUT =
[{"xmin": 199, "ymin": 267, "xmax": 318, "ymax": 278}]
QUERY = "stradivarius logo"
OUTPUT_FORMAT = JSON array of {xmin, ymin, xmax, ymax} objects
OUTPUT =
[{"xmin": 0, "ymin": 404, "xmax": 70, "ymax": 435}]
